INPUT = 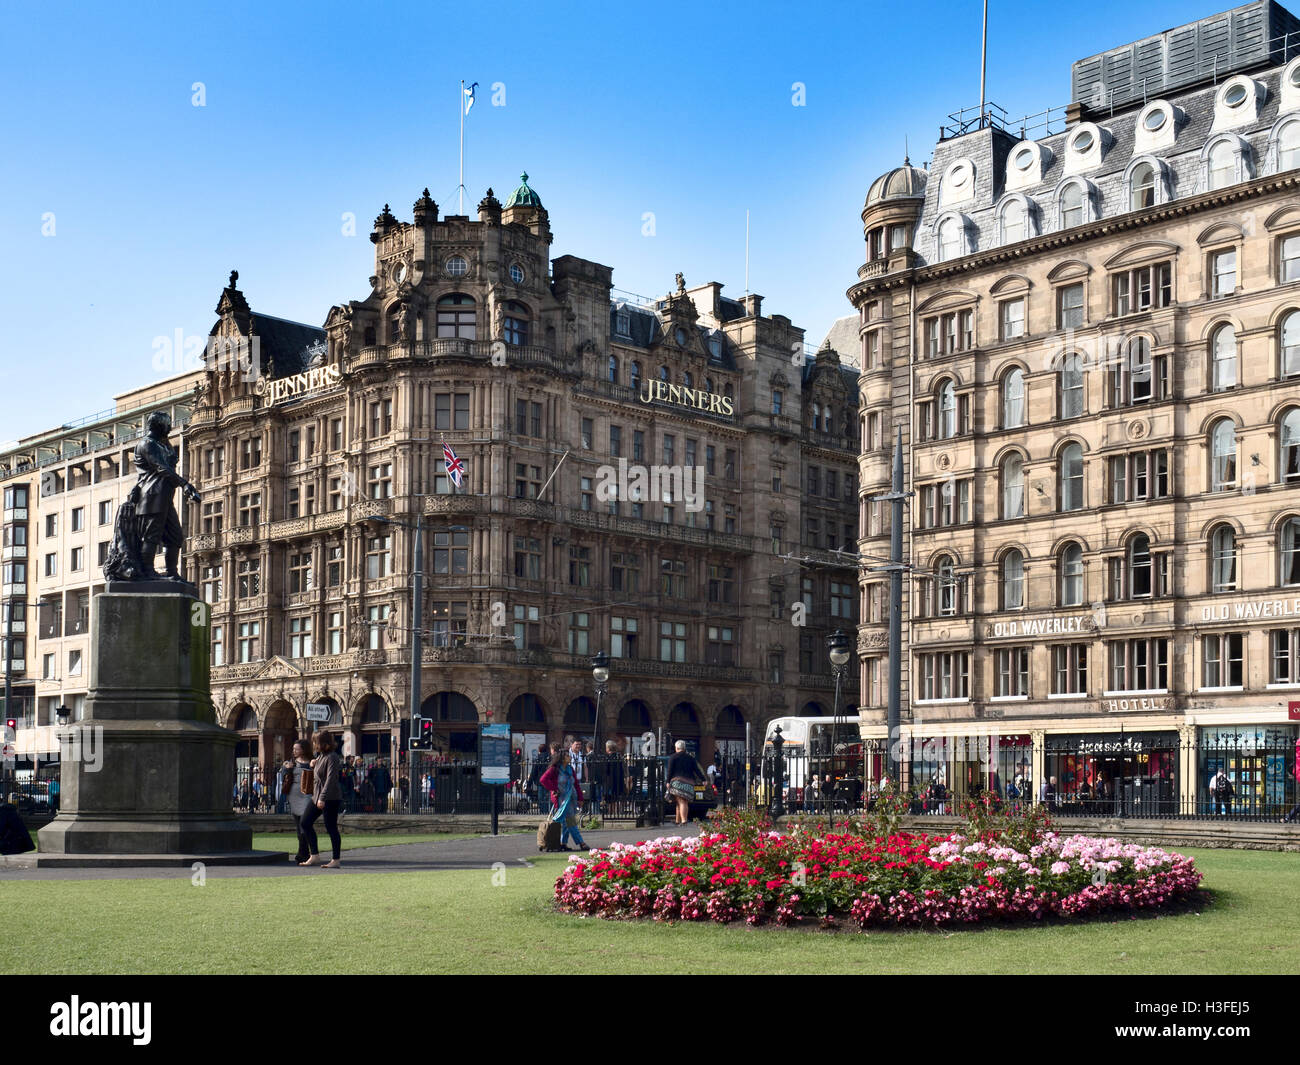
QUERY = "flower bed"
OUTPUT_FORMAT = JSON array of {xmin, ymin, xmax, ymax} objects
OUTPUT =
[{"xmin": 553, "ymin": 829, "xmax": 1202, "ymax": 929}]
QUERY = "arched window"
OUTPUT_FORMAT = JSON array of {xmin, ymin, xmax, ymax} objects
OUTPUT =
[
  {"xmin": 1002, "ymin": 368, "xmax": 1025, "ymax": 428},
  {"xmin": 436, "ymin": 293, "xmax": 476, "ymax": 339},
  {"xmin": 1281, "ymin": 311, "xmax": 1300, "ymax": 378},
  {"xmin": 1281, "ymin": 409, "xmax": 1300, "ymax": 482},
  {"xmin": 936, "ymin": 556, "xmax": 958, "ymax": 616},
  {"xmin": 1130, "ymin": 162, "xmax": 1157, "ymax": 210},
  {"xmin": 630, "ymin": 361, "xmax": 642, "ymax": 390},
  {"xmin": 822, "ymin": 405, "xmax": 833, "ymax": 432},
  {"xmin": 608, "ymin": 355, "xmax": 619, "ymax": 383},
  {"xmin": 1280, "ymin": 120, "xmax": 1300, "ymax": 172},
  {"xmin": 1208, "ymin": 141, "xmax": 1236, "ymax": 190},
  {"xmin": 1001, "ymin": 199, "xmax": 1026, "ymax": 244},
  {"xmin": 1002, "ymin": 550, "xmax": 1025, "ymax": 610},
  {"xmin": 724, "ymin": 382, "xmax": 734, "ymax": 402},
  {"xmin": 657, "ymin": 365, "xmax": 669, "ymax": 382},
  {"xmin": 1060, "ymin": 183, "xmax": 1084, "ymax": 228},
  {"xmin": 810, "ymin": 402, "xmax": 820, "ymax": 429},
  {"xmin": 937, "ymin": 217, "xmax": 962, "ymax": 261},
  {"xmin": 503, "ymin": 301, "xmax": 530, "ymax": 346},
  {"xmin": 937, "ymin": 381, "xmax": 956, "ymax": 439},
  {"xmin": 1211, "ymin": 525, "xmax": 1237, "ymax": 593},
  {"xmin": 1283, "ymin": 518, "xmax": 1300, "ymax": 586},
  {"xmin": 387, "ymin": 304, "xmax": 402, "ymax": 344},
  {"xmin": 705, "ymin": 377, "xmax": 715, "ymax": 394},
  {"xmin": 1060, "ymin": 443, "xmax": 1084, "ymax": 511},
  {"xmin": 1211, "ymin": 324, "xmax": 1237, "ymax": 392},
  {"xmin": 1128, "ymin": 535, "xmax": 1153, "ymax": 598},
  {"xmin": 683, "ymin": 371, "xmax": 693, "ymax": 388},
  {"xmin": 1211, "ymin": 419, "xmax": 1237, "ymax": 492},
  {"xmin": 1060, "ymin": 543, "xmax": 1084, "ymax": 606},
  {"xmin": 1058, "ymin": 354, "xmax": 1084, "ymax": 419},
  {"xmin": 1002, "ymin": 453, "xmax": 1024, "ymax": 519}
]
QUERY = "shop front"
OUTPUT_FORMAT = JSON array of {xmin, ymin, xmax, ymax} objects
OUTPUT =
[
  {"xmin": 1196, "ymin": 724, "xmax": 1299, "ymax": 818},
  {"xmin": 1043, "ymin": 731, "xmax": 1179, "ymax": 817},
  {"xmin": 904, "ymin": 733, "xmax": 1033, "ymax": 806}
]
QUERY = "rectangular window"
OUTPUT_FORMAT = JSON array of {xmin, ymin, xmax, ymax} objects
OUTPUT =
[
  {"xmin": 1057, "ymin": 283, "xmax": 1085, "ymax": 329},
  {"xmin": 662, "ymin": 434, "xmax": 675, "ymax": 466},
  {"xmin": 567, "ymin": 612, "xmax": 590, "ymax": 655},
  {"xmin": 995, "ymin": 647, "xmax": 1031, "ymax": 697},
  {"xmin": 513, "ymin": 464, "xmax": 542, "ymax": 499},
  {"xmin": 704, "ymin": 444, "xmax": 714, "ymax": 475},
  {"xmin": 201, "ymin": 565, "xmax": 222, "ymax": 604},
  {"xmin": 326, "ymin": 545, "xmax": 343, "ymax": 587},
  {"xmin": 1211, "ymin": 249, "xmax": 1237, "ymax": 299},
  {"xmin": 725, "ymin": 449, "xmax": 736, "ymax": 481},
  {"xmin": 97, "ymin": 500, "xmax": 112, "ymax": 526},
  {"xmin": 70, "ymin": 547, "xmax": 84, "ymax": 571},
  {"xmin": 368, "ymin": 398, "xmax": 393, "ymax": 437},
  {"xmin": 44, "ymin": 553, "xmax": 56, "ymax": 577},
  {"xmin": 1111, "ymin": 262, "xmax": 1172, "ymax": 316},
  {"xmin": 367, "ymin": 604, "xmax": 390, "ymax": 650},
  {"xmin": 367, "ymin": 462, "xmax": 393, "ymax": 499},
  {"xmin": 1107, "ymin": 638, "xmax": 1169, "ymax": 691},
  {"xmin": 513, "ymin": 604, "xmax": 541, "ymax": 651},
  {"xmin": 581, "ymin": 418, "xmax": 593, "ymax": 450},
  {"xmin": 1051, "ymin": 644, "xmax": 1088, "ymax": 695},
  {"xmin": 513, "ymin": 537, "xmax": 541, "ymax": 580},
  {"xmin": 660, "ymin": 557, "xmax": 688, "ymax": 598},
  {"xmin": 429, "ymin": 601, "xmax": 468, "ymax": 648},
  {"xmin": 70, "ymin": 507, "xmax": 84, "ymax": 532},
  {"xmin": 288, "ymin": 429, "xmax": 301, "ymax": 462},
  {"xmin": 610, "ymin": 615, "xmax": 638, "ymax": 659},
  {"xmin": 1270, "ymin": 628, "xmax": 1300, "ymax": 683},
  {"xmin": 634, "ymin": 431, "xmax": 646, "ymax": 463},
  {"xmin": 238, "ymin": 492, "xmax": 261, "ymax": 527},
  {"xmin": 916, "ymin": 652, "xmax": 970, "ymax": 701},
  {"xmin": 610, "ymin": 424, "xmax": 622, "ymax": 458},
  {"xmin": 288, "ymin": 551, "xmax": 313, "ymax": 594},
  {"xmin": 1108, "ymin": 450, "xmax": 1170, "ymax": 503},
  {"xmin": 327, "ymin": 611, "xmax": 343, "ymax": 655},
  {"xmin": 1000, "ymin": 298, "xmax": 1025, "ymax": 340},
  {"xmin": 240, "ymin": 437, "xmax": 262, "ymax": 470},
  {"xmin": 707, "ymin": 564, "xmax": 735, "ymax": 604},
  {"xmin": 611, "ymin": 552, "xmax": 640, "ymax": 594},
  {"xmin": 705, "ymin": 625, "xmax": 735, "ymax": 666},
  {"xmin": 288, "ymin": 616, "xmax": 313, "ymax": 658},
  {"xmin": 568, "ymin": 545, "xmax": 591, "ymax": 586},
  {"xmin": 330, "ymin": 418, "xmax": 344, "ymax": 451},
  {"xmin": 237, "ymin": 621, "xmax": 260, "ymax": 663},
  {"xmin": 1202, "ymin": 632, "xmax": 1244, "ymax": 688},
  {"xmin": 830, "ymin": 581, "xmax": 853, "ymax": 619},
  {"xmin": 45, "ymin": 514, "xmax": 57, "ymax": 538},
  {"xmin": 97, "ymin": 540, "xmax": 109, "ymax": 566},
  {"xmin": 432, "ymin": 529, "xmax": 468, "ymax": 575},
  {"xmin": 1282, "ymin": 234, "xmax": 1300, "ymax": 284},
  {"xmin": 211, "ymin": 625, "xmax": 224, "ymax": 667},
  {"xmin": 659, "ymin": 621, "xmax": 687, "ymax": 663},
  {"xmin": 237, "ymin": 558, "xmax": 261, "ymax": 598},
  {"xmin": 365, "ymin": 535, "xmax": 392, "ymax": 580}
]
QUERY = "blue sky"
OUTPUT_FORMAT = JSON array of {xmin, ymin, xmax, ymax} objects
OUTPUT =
[{"xmin": 0, "ymin": 0, "xmax": 1216, "ymax": 441}]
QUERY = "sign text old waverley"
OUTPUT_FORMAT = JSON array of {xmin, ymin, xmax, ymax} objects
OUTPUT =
[{"xmin": 638, "ymin": 379, "xmax": 734, "ymax": 416}]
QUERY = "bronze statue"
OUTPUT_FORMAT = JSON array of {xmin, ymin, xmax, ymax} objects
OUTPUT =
[{"xmin": 103, "ymin": 411, "xmax": 202, "ymax": 583}]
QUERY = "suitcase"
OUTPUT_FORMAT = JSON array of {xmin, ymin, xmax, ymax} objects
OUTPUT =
[{"xmin": 537, "ymin": 818, "xmax": 562, "ymax": 852}]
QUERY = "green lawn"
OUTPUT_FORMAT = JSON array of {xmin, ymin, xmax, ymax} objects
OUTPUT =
[
  {"xmin": 2, "ymin": 847, "xmax": 1298, "ymax": 974},
  {"xmin": 249, "ymin": 832, "xmax": 489, "ymax": 853}
]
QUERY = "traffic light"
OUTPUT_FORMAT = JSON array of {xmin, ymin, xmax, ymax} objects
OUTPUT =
[
  {"xmin": 409, "ymin": 716, "xmax": 433, "ymax": 751},
  {"xmin": 3, "ymin": 718, "xmax": 15, "ymax": 744}
]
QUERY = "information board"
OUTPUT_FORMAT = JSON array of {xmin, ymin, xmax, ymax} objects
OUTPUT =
[{"xmin": 480, "ymin": 723, "xmax": 511, "ymax": 785}]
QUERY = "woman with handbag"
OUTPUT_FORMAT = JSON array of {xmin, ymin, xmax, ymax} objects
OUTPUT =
[
  {"xmin": 283, "ymin": 740, "xmax": 313, "ymax": 863},
  {"xmin": 299, "ymin": 732, "xmax": 344, "ymax": 868},
  {"xmin": 665, "ymin": 740, "xmax": 705, "ymax": 826}
]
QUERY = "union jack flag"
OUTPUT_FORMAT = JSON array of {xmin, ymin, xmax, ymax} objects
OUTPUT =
[{"xmin": 442, "ymin": 441, "xmax": 465, "ymax": 488}]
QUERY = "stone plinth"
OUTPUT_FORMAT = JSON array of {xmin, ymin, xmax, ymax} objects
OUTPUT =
[{"xmin": 38, "ymin": 590, "xmax": 256, "ymax": 856}]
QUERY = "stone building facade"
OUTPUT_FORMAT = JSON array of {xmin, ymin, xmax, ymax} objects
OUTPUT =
[
  {"xmin": 186, "ymin": 177, "xmax": 859, "ymax": 776},
  {"xmin": 850, "ymin": 1, "xmax": 1300, "ymax": 812},
  {"xmin": 0, "ymin": 373, "xmax": 200, "ymax": 769}
]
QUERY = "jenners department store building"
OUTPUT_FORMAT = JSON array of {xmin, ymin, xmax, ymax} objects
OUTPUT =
[
  {"xmin": 185, "ymin": 177, "xmax": 859, "ymax": 773},
  {"xmin": 849, "ymin": 1, "xmax": 1300, "ymax": 814}
]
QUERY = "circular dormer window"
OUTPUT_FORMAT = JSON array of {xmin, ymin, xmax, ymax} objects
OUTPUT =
[
  {"xmin": 950, "ymin": 161, "xmax": 973, "ymax": 190},
  {"xmin": 1290, "ymin": 65, "xmax": 1300, "ymax": 89},
  {"xmin": 1224, "ymin": 83, "xmax": 1249, "ymax": 107},
  {"xmin": 675, "ymin": 327, "xmax": 688, "ymax": 347},
  {"xmin": 1013, "ymin": 147, "xmax": 1034, "ymax": 170},
  {"xmin": 1072, "ymin": 130, "xmax": 1094, "ymax": 153},
  {"xmin": 1143, "ymin": 109, "xmax": 1166, "ymax": 132},
  {"xmin": 445, "ymin": 255, "xmax": 468, "ymax": 277},
  {"xmin": 509, "ymin": 262, "xmax": 525, "ymax": 284}
]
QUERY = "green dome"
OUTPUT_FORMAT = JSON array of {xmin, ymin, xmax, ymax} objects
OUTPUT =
[{"xmin": 504, "ymin": 172, "xmax": 543, "ymax": 209}]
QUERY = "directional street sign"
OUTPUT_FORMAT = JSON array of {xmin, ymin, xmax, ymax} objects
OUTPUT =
[{"xmin": 305, "ymin": 703, "xmax": 331, "ymax": 723}]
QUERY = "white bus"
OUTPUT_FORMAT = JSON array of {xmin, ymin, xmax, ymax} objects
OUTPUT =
[{"xmin": 762, "ymin": 716, "xmax": 865, "ymax": 807}]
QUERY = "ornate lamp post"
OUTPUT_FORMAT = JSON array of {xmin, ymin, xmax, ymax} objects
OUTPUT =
[
  {"xmin": 591, "ymin": 651, "xmax": 609, "ymax": 812},
  {"xmin": 826, "ymin": 629, "xmax": 853, "ymax": 831}
]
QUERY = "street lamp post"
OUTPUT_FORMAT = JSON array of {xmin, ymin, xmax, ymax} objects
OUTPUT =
[
  {"xmin": 826, "ymin": 629, "xmax": 853, "ymax": 832},
  {"xmin": 591, "ymin": 650, "xmax": 609, "ymax": 814}
]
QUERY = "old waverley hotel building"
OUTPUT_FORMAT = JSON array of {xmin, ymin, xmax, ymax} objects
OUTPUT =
[
  {"xmin": 184, "ymin": 177, "xmax": 859, "ymax": 774},
  {"xmin": 850, "ymin": 1, "xmax": 1300, "ymax": 815}
]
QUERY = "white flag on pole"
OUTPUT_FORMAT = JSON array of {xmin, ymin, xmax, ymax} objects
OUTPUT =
[{"xmin": 464, "ymin": 81, "xmax": 478, "ymax": 114}]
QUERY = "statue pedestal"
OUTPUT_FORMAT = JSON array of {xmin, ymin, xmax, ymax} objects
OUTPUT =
[{"xmin": 38, "ymin": 590, "xmax": 266, "ymax": 859}]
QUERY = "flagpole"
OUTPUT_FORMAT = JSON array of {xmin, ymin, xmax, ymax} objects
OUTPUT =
[{"xmin": 459, "ymin": 79, "xmax": 465, "ymax": 214}]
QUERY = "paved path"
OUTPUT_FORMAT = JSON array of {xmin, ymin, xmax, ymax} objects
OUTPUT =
[{"xmin": 0, "ymin": 824, "xmax": 703, "ymax": 882}]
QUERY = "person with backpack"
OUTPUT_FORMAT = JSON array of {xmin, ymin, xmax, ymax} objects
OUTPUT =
[{"xmin": 1210, "ymin": 768, "xmax": 1234, "ymax": 816}]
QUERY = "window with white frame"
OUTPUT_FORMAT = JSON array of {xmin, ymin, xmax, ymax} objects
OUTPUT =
[
  {"xmin": 917, "ymin": 651, "xmax": 969, "ymax": 701},
  {"xmin": 1052, "ymin": 644, "xmax": 1088, "ymax": 695},
  {"xmin": 1001, "ymin": 453, "xmax": 1024, "ymax": 519},
  {"xmin": 1002, "ymin": 367, "xmax": 1025, "ymax": 427},
  {"xmin": 1000, "ymin": 199, "xmax": 1027, "ymax": 244},
  {"xmin": 1000, "ymin": 298, "xmax": 1025, "ymax": 340},
  {"xmin": 1059, "ymin": 443, "xmax": 1084, "ymax": 511},
  {"xmin": 1110, "ymin": 336, "xmax": 1168, "ymax": 406},
  {"xmin": 1281, "ymin": 311, "xmax": 1300, "ymax": 378},
  {"xmin": 1210, "ymin": 525, "xmax": 1237, "ymax": 593},
  {"xmin": 1281, "ymin": 234, "xmax": 1300, "ymax": 283},
  {"xmin": 1057, "ymin": 284, "xmax": 1084, "ymax": 330},
  {"xmin": 1002, "ymin": 550, "xmax": 1025, "ymax": 610},
  {"xmin": 1130, "ymin": 162, "xmax": 1157, "ymax": 210},
  {"xmin": 1211, "ymin": 248, "xmax": 1237, "ymax": 298},
  {"xmin": 1059, "ymin": 183, "xmax": 1085, "ymax": 228},
  {"xmin": 1059, "ymin": 543, "xmax": 1084, "ymax": 606},
  {"xmin": 1109, "ymin": 449, "xmax": 1170, "ymax": 503},
  {"xmin": 1108, "ymin": 637, "xmax": 1169, "ymax": 692},
  {"xmin": 1210, "ymin": 325, "xmax": 1237, "ymax": 392},
  {"xmin": 1202, "ymin": 632, "xmax": 1244, "ymax": 688},
  {"xmin": 1112, "ymin": 262, "xmax": 1171, "ymax": 315},
  {"xmin": 1207, "ymin": 140, "xmax": 1238, "ymax": 191},
  {"xmin": 1058, "ymin": 353, "xmax": 1084, "ymax": 418},
  {"xmin": 1282, "ymin": 518, "xmax": 1300, "ymax": 586},
  {"xmin": 1210, "ymin": 419, "xmax": 1237, "ymax": 492},
  {"xmin": 995, "ymin": 647, "xmax": 1031, "ymax": 697},
  {"xmin": 1281, "ymin": 409, "xmax": 1300, "ymax": 482}
]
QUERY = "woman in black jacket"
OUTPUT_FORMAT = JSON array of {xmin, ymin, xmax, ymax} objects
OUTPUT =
[
  {"xmin": 665, "ymin": 740, "xmax": 705, "ymax": 826},
  {"xmin": 299, "ymin": 732, "xmax": 344, "ymax": 868}
]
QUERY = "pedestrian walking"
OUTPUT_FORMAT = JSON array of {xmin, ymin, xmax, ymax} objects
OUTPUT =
[
  {"xmin": 283, "ymin": 740, "xmax": 313, "ymax": 863},
  {"xmin": 529, "ymin": 744, "xmax": 551, "ymax": 815},
  {"xmin": 665, "ymin": 739, "xmax": 705, "ymax": 825},
  {"xmin": 539, "ymin": 748, "xmax": 587, "ymax": 851},
  {"xmin": 373, "ymin": 759, "xmax": 392, "ymax": 813},
  {"xmin": 300, "ymin": 732, "xmax": 343, "ymax": 868},
  {"xmin": 48, "ymin": 777, "xmax": 60, "ymax": 814},
  {"xmin": 1210, "ymin": 768, "xmax": 1234, "ymax": 816}
]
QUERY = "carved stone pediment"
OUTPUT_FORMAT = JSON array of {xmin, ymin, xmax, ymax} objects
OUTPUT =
[{"xmin": 254, "ymin": 656, "xmax": 303, "ymax": 681}]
